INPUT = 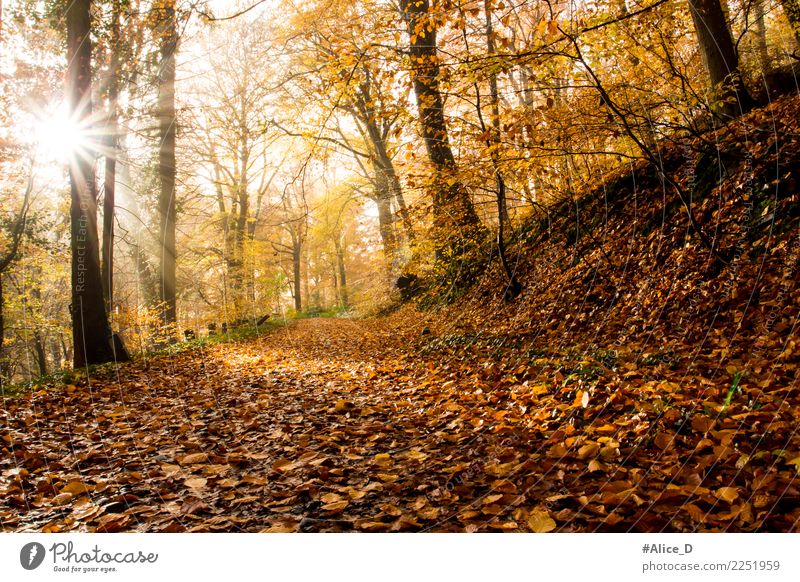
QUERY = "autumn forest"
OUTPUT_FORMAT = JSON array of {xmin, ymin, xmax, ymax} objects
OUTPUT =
[{"xmin": 1, "ymin": 0, "xmax": 799, "ymax": 533}]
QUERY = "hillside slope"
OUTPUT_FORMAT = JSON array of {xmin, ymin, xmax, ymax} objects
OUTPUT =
[{"xmin": 426, "ymin": 94, "xmax": 800, "ymax": 385}]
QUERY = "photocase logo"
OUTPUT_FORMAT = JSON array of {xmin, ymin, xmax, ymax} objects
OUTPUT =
[{"xmin": 20, "ymin": 542, "xmax": 46, "ymax": 570}]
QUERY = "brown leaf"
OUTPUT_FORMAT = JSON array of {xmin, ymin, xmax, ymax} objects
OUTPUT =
[
  {"xmin": 321, "ymin": 493, "xmax": 343, "ymax": 504},
  {"xmin": 577, "ymin": 442, "xmax": 600, "ymax": 460},
  {"xmin": 184, "ymin": 476, "xmax": 208, "ymax": 489},
  {"xmin": 62, "ymin": 480, "xmax": 92, "ymax": 496},
  {"xmin": 179, "ymin": 453, "xmax": 209, "ymax": 465},
  {"xmin": 322, "ymin": 500, "xmax": 349, "ymax": 512},
  {"xmin": 654, "ymin": 432, "xmax": 674, "ymax": 450},
  {"xmin": 715, "ymin": 487, "xmax": 739, "ymax": 504},
  {"xmin": 527, "ymin": 507, "xmax": 556, "ymax": 533}
]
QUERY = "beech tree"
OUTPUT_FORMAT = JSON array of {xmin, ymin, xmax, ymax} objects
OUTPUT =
[
  {"xmin": 65, "ymin": 0, "xmax": 117, "ymax": 366},
  {"xmin": 399, "ymin": 0, "xmax": 482, "ymax": 251},
  {"xmin": 687, "ymin": 0, "xmax": 756, "ymax": 117},
  {"xmin": 155, "ymin": 0, "xmax": 178, "ymax": 328},
  {"xmin": 100, "ymin": 0, "xmax": 122, "ymax": 311}
]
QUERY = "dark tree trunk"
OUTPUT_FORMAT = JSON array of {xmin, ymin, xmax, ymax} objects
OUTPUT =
[
  {"xmin": 157, "ymin": 0, "xmax": 178, "ymax": 327},
  {"xmin": 483, "ymin": 0, "xmax": 521, "ymax": 299},
  {"xmin": 399, "ymin": 0, "xmax": 481, "ymax": 240},
  {"xmin": 28, "ymin": 283, "xmax": 49, "ymax": 376},
  {"xmin": 102, "ymin": 0, "xmax": 121, "ymax": 311},
  {"xmin": 66, "ymin": 0, "xmax": 117, "ymax": 367},
  {"xmin": 687, "ymin": 0, "xmax": 756, "ymax": 117},
  {"xmin": 33, "ymin": 330, "xmax": 48, "ymax": 377}
]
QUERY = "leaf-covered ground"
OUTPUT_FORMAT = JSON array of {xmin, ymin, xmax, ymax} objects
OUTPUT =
[{"xmin": 2, "ymin": 316, "xmax": 798, "ymax": 532}]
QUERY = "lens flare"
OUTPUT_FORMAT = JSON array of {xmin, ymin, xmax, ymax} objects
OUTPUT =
[{"xmin": 35, "ymin": 104, "xmax": 86, "ymax": 162}]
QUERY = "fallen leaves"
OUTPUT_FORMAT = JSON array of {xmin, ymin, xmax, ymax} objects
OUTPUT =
[{"xmin": 1, "ymin": 316, "xmax": 798, "ymax": 533}]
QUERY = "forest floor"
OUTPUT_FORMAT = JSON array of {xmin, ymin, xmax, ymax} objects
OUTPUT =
[{"xmin": 2, "ymin": 316, "xmax": 798, "ymax": 532}]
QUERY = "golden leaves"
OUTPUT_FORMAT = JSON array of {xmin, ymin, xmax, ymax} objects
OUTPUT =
[
  {"xmin": 322, "ymin": 500, "xmax": 349, "ymax": 513},
  {"xmin": 527, "ymin": 507, "xmax": 556, "ymax": 533},
  {"xmin": 61, "ymin": 481, "xmax": 92, "ymax": 496},
  {"xmin": 715, "ymin": 487, "xmax": 740, "ymax": 504}
]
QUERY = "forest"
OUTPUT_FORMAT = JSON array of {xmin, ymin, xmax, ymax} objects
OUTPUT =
[{"xmin": 1, "ymin": 0, "xmax": 799, "ymax": 532}]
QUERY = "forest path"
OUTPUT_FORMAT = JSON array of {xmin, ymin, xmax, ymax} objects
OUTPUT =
[{"xmin": 2, "ymin": 318, "xmax": 797, "ymax": 532}]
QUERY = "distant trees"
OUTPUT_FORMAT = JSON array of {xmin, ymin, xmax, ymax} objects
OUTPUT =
[
  {"xmin": 182, "ymin": 19, "xmax": 278, "ymax": 319},
  {"xmin": 0, "ymin": 165, "xmax": 34, "ymax": 379},
  {"xmin": 277, "ymin": 0, "xmax": 412, "ymax": 273}
]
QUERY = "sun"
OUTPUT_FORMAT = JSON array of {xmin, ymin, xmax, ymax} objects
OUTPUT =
[{"xmin": 34, "ymin": 104, "xmax": 87, "ymax": 162}]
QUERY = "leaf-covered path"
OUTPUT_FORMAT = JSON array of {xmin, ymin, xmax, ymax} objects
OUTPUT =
[{"xmin": 2, "ymin": 317, "xmax": 798, "ymax": 532}]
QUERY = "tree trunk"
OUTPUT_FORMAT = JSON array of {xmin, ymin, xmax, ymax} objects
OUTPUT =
[
  {"xmin": 370, "ymin": 155, "xmax": 399, "ymax": 263},
  {"xmin": 386, "ymin": 164, "xmax": 414, "ymax": 242},
  {"xmin": 33, "ymin": 330, "xmax": 48, "ymax": 377},
  {"xmin": 687, "ymin": 0, "xmax": 756, "ymax": 117},
  {"xmin": 352, "ymin": 77, "xmax": 415, "ymax": 246},
  {"xmin": 399, "ymin": 0, "xmax": 481, "ymax": 241},
  {"xmin": 292, "ymin": 236, "xmax": 302, "ymax": 312},
  {"xmin": 484, "ymin": 0, "xmax": 510, "ymax": 229},
  {"xmin": 753, "ymin": 0, "xmax": 770, "ymax": 72},
  {"xmin": 66, "ymin": 0, "xmax": 117, "ymax": 367},
  {"xmin": 157, "ymin": 0, "xmax": 178, "ymax": 328},
  {"xmin": 335, "ymin": 236, "xmax": 348, "ymax": 308},
  {"xmin": 303, "ymin": 243, "xmax": 311, "ymax": 310},
  {"xmin": 483, "ymin": 0, "xmax": 521, "ymax": 299},
  {"xmin": 102, "ymin": 0, "xmax": 121, "ymax": 311}
]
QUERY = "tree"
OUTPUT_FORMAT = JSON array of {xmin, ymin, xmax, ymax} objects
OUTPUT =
[
  {"xmin": 277, "ymin": 0, "xmax": 413, "ymax": 273},
  {"xmin": 182, "ymin": 18, "xmax": 279, "ymax": 319},
  {"xmin": 101, "ymin": 0, "xmax": 123, "ymax": 311},
  {"xmin": 66, "ymin": 0, "xmax": 117, "ymax": 366},
  {"xmin": 0, "ymin": 163, "xmax": 33, "ymax": 379},
  {"xmin": 476, "ymin": 0, "xmax": 522, "ymax": 299},
  {"xmin": 687, "ymin": 0, "xmax": 756, "ymax": 117},
  {"xmin": 155, "ymin": 0, "xmax": 178, "ymax": 328},
  {"xmin": 275, "ymin": 185, "xmax": 308, "ymax": 313},
  {"xmin": 778, "ymin": 0, "xmax": 800, "ymax": 46},
  {"xmin": 399, "ymin": 0, "xmax": 482, "ymax": 252}
]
